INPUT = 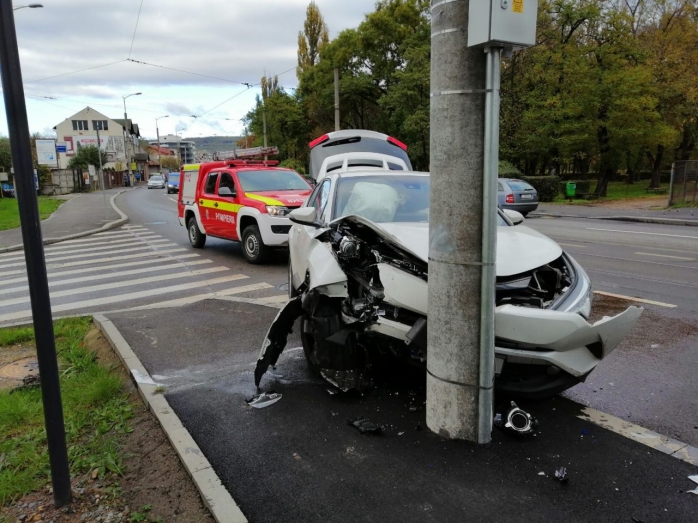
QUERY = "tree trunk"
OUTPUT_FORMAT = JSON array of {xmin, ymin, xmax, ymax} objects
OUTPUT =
[
  {"xmin": 646, "ymin": 145, "xmax": 664, "ymax": 189},
  {"xmin": 675, "ymin": 124, "xmax": 696, "ymax": 162},
  {"xmin": 626, "ymin": 151, "xmax": 635, "ymax": 184},
  {"xmin": 594, "ymin": 124, "xmax": 613, "ymax": 197}
]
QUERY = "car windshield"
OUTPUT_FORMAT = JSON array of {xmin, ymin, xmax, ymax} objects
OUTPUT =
[
  {"xmin": 507, "ymin": 180, "xmax": 534, "ymax": 191},
  {"xmin": 168, "ymin": 174, "xmax": 180, "ymax": 182},
  {"xmin": 236, "ymin": 170, "xmax": 310, "ymax": 192},
  {"xmin": 334, "ymin": 174, "xmax": 509, "ymax": 226},
  {"xmin": 150, "ymin": 176, "xmax": 162, "ymax": 181}
]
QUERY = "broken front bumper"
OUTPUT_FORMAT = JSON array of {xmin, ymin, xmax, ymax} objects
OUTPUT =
[{"xmin": 494, "ymin": 304, "xmax": 643, "ymax": 377}]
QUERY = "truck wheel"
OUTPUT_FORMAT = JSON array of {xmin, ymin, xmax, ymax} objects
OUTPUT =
[
  {"xmin": 187, "ymin": 218, "xmax": 206, "ymax": 249},
  {"xmin": 242, "ymin": 225, "xmax": 270, "ymax": 264}
]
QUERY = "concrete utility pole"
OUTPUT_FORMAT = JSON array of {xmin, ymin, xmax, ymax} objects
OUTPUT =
[
  {"xmin": 263, "ymin": 104, "xmax": 268, "ymax": 161},
  {"xmin": 334, "ymin": 68, "xmax": 340, "ymax": 131},
  {"xmin": 427, "ymin": 0, "xmax": 491, "ymax": 442}
]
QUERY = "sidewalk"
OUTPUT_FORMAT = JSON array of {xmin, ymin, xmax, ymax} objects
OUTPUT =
[
  {"xmin": 0, "ymin": 188, "xmax": 128, "ymax": 250},
  {"xmin": 103, "ymin": 300, "xmax": 698, "ymax": 523},
  {"xmin": 532, "ymin": 203, "xmax": 698, "ymax": 226}
]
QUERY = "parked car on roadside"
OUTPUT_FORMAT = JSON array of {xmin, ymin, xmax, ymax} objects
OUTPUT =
[
  {"xmin": 498, "ymin": 178, "xmax": 538, "ymax": 215},
  {"xmin": 147, "ymin": 175, "xmax": 166, "ymax": 190}
]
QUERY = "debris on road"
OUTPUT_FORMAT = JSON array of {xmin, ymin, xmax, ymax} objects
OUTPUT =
[
  {"xmin": 347, "ymin": 417, "xmax": 383, "ymax": 435},
  {"xmin": 554, "ymin": 467, "xmax": 569, "ymax": 484},
  {"xmin": 687, "ymin": 475, "xmax": 698, "ymax": 495},
  {"xmin": 494, "ymin": 401, "xmax": 538, "ymax": 436},
  {"xmin": 247, "ymin": 391, "xmax": 283, "ymax": 409}
]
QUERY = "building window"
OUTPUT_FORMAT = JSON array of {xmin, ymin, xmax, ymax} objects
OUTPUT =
[
  {"xmin": 72, "ymin": 120, "xmax": 89, "ymax": 131},
  {"xmin": 92, "ymin": 120, "xmax": 108, "ymax": 131}
]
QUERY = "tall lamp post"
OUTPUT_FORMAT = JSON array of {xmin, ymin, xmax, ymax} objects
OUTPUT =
[
  {"xmin": 121, "ymin": 92, "xmax": 141, "ymax": 184},
  {"xmin": 155, "ymin": 115, "xmax": 168, "ymax": 172}
]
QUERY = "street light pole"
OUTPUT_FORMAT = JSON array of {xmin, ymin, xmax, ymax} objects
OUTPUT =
[
  {"xmin": 13, "ymin": 4, "xmax": 44, "ymax": 11},
  {"xmin": 0, "ymin": 2, "xmax": 71, "ymax": 507},
  {"xmin": 121, "ymin": 92, "xmax": 141, "ymax": 184},
  {"xmin": 155, "ymin": 115, "xmax": 168, "ymax": 172}
]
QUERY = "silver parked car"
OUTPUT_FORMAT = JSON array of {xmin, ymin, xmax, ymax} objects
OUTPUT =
[
  {"xmin": 147, "ymin": 175, "xmax": 166, "ymax": 189},
  {"xmin": 498, "ymin": 178, "xmax": 538, "ymax": 215}
]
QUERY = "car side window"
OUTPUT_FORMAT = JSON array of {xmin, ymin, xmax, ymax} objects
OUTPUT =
[
  {"xmin": 498, "ymin": 182, "xmax": 504, "ymax": 191},
  {"xmin": 204, "ymin": 172, "xmax": 219, "ymax": 195},
  {"xmin": 219, "ymin": 172, "xmax": 236, "ymax": 195},
  {"xmin": 319, "ymin": 180, "xmax": 330, "ymax": 212}
]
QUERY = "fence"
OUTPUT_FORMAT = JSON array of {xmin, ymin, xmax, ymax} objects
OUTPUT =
[
  {"xmin": 41, "ymin": 169, "xmax": 127, "ymax": 195},
  {"xmin": 669, "ymin": 161, "xmax": 698, "ymax": 206}
]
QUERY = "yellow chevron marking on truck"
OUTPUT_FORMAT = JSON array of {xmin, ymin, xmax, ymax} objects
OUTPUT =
[
  {"xmin": 198, "ymin": 198, "xmax": 243, "ymax": 213},
  {"xmin": 245, "ymin": 193, "xmax": 284, "ymax": 206}
]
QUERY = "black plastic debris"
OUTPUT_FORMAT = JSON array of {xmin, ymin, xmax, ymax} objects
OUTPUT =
[
  {"xmin": 409, "ymin": 405, "xmax": 422, "ymax": 413},
  {"xmin": 493, "ymin": 401, "xmax": 538, "ymax": 436},
  {"xmin": 415, "ymin": 422, "xmax": 423, "ymax": 431},
  {"xmin": 247, "ymin": 391, "xmax": 282, "ymax": 409},
  {"xmin": 347, "ymin": 417, "xmax": 383, "ymax": 435},
  {"xmin": 554, "ymin": 467, "xmax": 569, "ymax": 484}
]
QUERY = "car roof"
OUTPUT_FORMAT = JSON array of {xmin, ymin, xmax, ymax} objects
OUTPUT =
[{"xmin": 332, "ymin": 170, "xmax": 429, "ymax": 180}]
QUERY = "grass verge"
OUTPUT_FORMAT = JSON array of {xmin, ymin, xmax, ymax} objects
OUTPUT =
[
  {"xmin": 0, "ymin": 317, "xmax": 133, "ymax": 506},
  {"xmin": 0, "ymin": 197, "xmax": 64, "ymax": 231},
  {"xmin": 552, "ymin": 181, "xmax": 669, "ymax": 203}
]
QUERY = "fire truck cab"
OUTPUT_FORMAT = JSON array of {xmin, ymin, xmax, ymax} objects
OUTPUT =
[{"xmin": 178, "ymin": 158, "xmax": 312, "ymax": 264}]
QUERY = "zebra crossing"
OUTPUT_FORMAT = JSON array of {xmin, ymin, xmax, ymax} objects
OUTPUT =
[{"xmin": 0, "ymin": 225, "xmax": 281, "ymax": 326}]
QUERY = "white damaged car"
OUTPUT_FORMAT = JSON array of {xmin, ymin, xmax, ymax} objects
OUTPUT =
[{"xmin": 255, "ymin": 171, "xmax": 642, "ymax": 399}]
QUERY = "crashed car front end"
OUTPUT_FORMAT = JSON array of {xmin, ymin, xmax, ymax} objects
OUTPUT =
[{"xmin": 256, "ymin": 214, "xmax": 642, "ymax": 398}]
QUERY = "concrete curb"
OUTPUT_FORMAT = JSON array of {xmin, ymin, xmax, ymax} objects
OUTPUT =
[
  {"xmin": 93, "ymin": 314, "xmax": 248, "ymax": 523},
  {"xmin": 530, "ymin": 212, "xmax": 698, "ymax": 227},
  {"xmin": 0, "ymin": 189, "xmax": 132, "ymax": 254}
]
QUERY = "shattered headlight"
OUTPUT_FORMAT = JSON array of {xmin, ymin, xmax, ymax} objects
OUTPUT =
[
  {"xmin": 556, "ymin": 254, "xmax": 593, "ymax": 319},
  {"xmin": 266, "ymin": 205, "xmax": 290, "ymax": 217}
]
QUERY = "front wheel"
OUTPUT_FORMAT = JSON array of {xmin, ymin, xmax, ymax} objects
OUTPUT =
[
  {"xmin": 242, "ymin": 225, "xmax": 270, "ymax": 264},
  {"xmin": 187, "ymin": 218, "xmax": 206, "ymax": 249}
]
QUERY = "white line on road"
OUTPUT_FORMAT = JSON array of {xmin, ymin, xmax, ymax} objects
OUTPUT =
[
  {"xmin": 634, "ymin": 252, "xmax": 695, "ymax": 261},
  {"xmin": 57, "ymin": 231, "xmax": 159, "ymax": 246},
  {"xmin": 168, "ymin": 198, "xmax": 178, "ymax": 203},
  {"xmin": 558, "ymin": 243, "xmax": 586, "ymax": 249},
  {"xmin": 0, "ymin": 259, "xmax": 213, "ymax": 296},
  {"xmin": 586, "ymin": 227, "xmax": 698, "ymax": 240},
  {"xmin": 0, "ymin": 266, "xmax": 231, "ymax": 307},
  {"xmin": 0, "ymin": 248, "xmax": 189, "ymax": 277},
  {"xmin": 0, "ymin": 254, "xmax": 201, "ymax": 286},
  {"xmin": 593, "ymin": 290, "xmax": 677, "ymax": 308},
  {"xmin": 0, "ymin": 274, "xmax": 250, "ymax": 323},
  {"xmin": 43, "ymin": 235, "xmax": 162, "ymax": 251},
  {"xmin": 567, "ymin": 250, "xmax": 697, "ymax": 271}
]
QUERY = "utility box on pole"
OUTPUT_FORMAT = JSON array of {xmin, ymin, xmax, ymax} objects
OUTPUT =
[{"xmin": 468, "ymin": 0, "xmax": 539, "ymax": 49}]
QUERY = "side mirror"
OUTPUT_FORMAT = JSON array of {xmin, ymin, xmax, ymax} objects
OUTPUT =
[
  {"xmin": 289, "ymin": 207, "xmax": 319, "ymax": 227},
  {"xmin": 503, "ymin": 209, "xmax": 524, "ymax": 225},
  {"xmin": 218, "ymin": 186, "xmax": 236, "ymax": 198}
]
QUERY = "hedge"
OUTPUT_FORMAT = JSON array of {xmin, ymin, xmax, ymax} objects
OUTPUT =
[
  {"xmin": 498, "ymin": 160, "xmax": 522, "ymax": 177},
  {"xmin": 559, "ymin": 180, "xmax": 591, "ymax": 196},
  {"xmin": 517, "ymin": 176, "xmax": 561, "ymax": 202}
]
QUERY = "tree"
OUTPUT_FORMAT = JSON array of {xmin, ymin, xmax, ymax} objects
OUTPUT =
[
  {"xmin": 297, "ymin": 1, "xmax": 329, "ymax": 78},
  {"xmin": 160, "ymin": 156, "xmax": 180, "ymax": 170},
  {"xmin": 0, "ymin": 137, "xmax": 10, "ymax": 173},
  {"xmin": 67, "ymin": 145, "xmax": 107, "ymax": 171}
]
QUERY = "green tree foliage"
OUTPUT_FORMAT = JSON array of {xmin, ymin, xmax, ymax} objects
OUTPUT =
[
  {"xmin": 67, "ymin": 145, "xmax": 107, "ymax": 171},
  {"xmin": 0, "ymin": 137, "xmax": 10, "ymax": 173},
  {"xmin": 243, "ymin": 0, "xmax": 697, "ymax": 188}
]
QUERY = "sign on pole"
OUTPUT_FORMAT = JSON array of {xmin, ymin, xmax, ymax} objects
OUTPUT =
[{"xmin": 36, "ymin": 139, "xmax": 58, "ymax": 166}]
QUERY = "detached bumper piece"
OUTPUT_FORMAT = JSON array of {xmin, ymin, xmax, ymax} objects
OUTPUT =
[{"xmin": 255, "ymin": 297, "xmax": 303, "ymax": 387}]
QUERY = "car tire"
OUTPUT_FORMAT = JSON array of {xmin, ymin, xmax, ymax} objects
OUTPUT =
[
  {"xmin": 187, "ymin": 217, "xmax": 206, "ymax": 249},
  {"xmin": 242, "ymin": 225, "xmax": 270, "ymax": 264},
  {"xmin": 300, "ymin": 316, "xmax": 320, "ymax": 375},
  {"xmin": 495, "ymin": 364, "xmax": 579, "ymax": 400}
]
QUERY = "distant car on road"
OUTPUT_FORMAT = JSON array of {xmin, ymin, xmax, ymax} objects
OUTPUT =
[
  {"xmin": 167, "ymin": 172, "xmax": 180, "ymax": 194},
  {"xmin": 498, "ymin": 178, "xmax": 538, "ymax": 216},
  {"xmin": 148, "ymin": 175, "xmax": 166, "ymax": 190}
]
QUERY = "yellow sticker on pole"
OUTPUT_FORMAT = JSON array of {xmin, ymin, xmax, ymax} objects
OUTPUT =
[{"xmin": 513, "ymin": 0, "xmax": 524, "ymax": 13}]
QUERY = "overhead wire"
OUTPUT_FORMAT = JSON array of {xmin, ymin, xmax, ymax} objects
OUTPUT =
[
  {"xmin": 128, "ymin": 0, "xmax": 145, "ymax": 59},
  {"xmin": 126, "ymin": 58, "xmax": 252, "ymax": 86},
  {"xmin": 25, "ymin": 60, "xmax": 128, "ymax": 83}
]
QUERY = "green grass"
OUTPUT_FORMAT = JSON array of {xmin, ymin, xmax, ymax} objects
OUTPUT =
[
  {"xmin": 0, "ymin": 196, "xmax": 64, "ymax": 231},
  {"xmin": 552, "ymin": 181, "xmax": 669, "ymax": 203},
  {"xmin": 0, "ymin": 317, "xmax": 133, "ymax": 506}
]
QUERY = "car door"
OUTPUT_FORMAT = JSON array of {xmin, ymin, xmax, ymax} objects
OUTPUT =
[
  {"xmin": 290, "ymin": 178, "xmax": 331, "ymax": 288},
  {"xmin": 199, "ymin": 170, "xmax": 220, "ymax": 236},
  {"xmin": 215, "ymin": 172, "xmax": 242, "ymax": 240}
]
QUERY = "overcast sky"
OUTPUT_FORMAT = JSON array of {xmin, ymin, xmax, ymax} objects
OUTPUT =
[{"xmin": 2, "ymin": 0, "xmax": 376, "ymax": 140}]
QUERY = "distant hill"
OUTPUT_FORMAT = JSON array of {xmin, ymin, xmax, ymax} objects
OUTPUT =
[{"xmin": 186, "ymin": 136, "xmax": 243, "ymax": 155}]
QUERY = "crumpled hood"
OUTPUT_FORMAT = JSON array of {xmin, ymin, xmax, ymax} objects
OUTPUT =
[{"xmin": 331, "ymin": 216, "xmax": 562, "ymax": 277}]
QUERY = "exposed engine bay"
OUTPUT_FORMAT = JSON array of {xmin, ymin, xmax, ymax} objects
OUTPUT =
[{"xmin": 255, "ymin": 216, "xmax": 642, "ymax": 399}]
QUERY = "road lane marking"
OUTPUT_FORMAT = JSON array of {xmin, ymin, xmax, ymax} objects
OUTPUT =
[
  {"xmin": 586, "ymin": 227, "xmax": 698, "ymax": 240},
  {"xmin": 545, "ymin": 236, "xmax": 698, "ymax": 255},
  {"xmin": 0, "ymin": 248, "xmax": 190, "ymax": 277},
  {"xmin": 0, "ymin": 259, "xmax": 213, "ymax": 296},
  {"xmin": 168, "ymin": 197, "xmax": 178, "ymax": 203},
  {"xmin": 635, "ymin": 252, "xmax": 694, "ymax": 261},
  {"xmin": 0, "ymin": 266, "xmax": 231, "ymax": 307},
  {"xmin": 593, "ymin": 290, "xmax": 677, "ymax": 308},
  {"xmin": 0, "ymin": 254, "xmax": 202, "ymax": 286},
  {"xmin": 586, "ymin": 268, "xmax": 698, "ymax": 290},
  {"xmin": 0, "ymin": 274, "xmax": 250, "ymax": 323},
  {"xmin": 558, "ymin": 243, "xmax": 586, "ymax": 249},
  {"xmin": 44, "ymin": 235, "xmax": 162, "ymax": 250},
  {"xmin": 579, "ymin": 407, "xmax": 698, "ymax": 467},
  {"xmin": 567, "ymin": 250, "xmax": 697, "ymax": 270}
]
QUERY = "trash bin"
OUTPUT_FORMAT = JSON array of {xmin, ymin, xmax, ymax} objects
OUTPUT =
[{"xmin": 565, "ymin": 182, "xmax": 576, "ymax": 199}]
